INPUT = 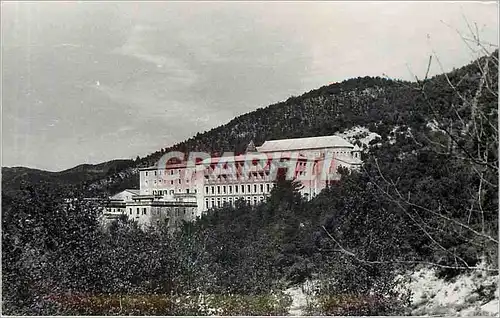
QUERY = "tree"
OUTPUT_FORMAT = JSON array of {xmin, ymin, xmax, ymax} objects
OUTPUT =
[{"xmin": 324, "ymin": 26, "xmax": 498, "ymax": 276}]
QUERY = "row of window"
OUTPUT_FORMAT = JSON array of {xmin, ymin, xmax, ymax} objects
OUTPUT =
[
  {"xmin": 152, "ymin": 189, "xmax": 196, "ymax": 195},
  {"xmin": 145, "ymin": 169, "xmax": 193, "ymax": 177},
  {"xmin": 106, "ymin": 207, "xmax": 124, "ymax": 213},
  {"xmin": 121, "ymin": 207, "xmax": 148, "ymax": 215},
  {"xmin": 203, "ymin": 172, "xmax": 271, "ymax": 181},
  {"xmin": 143, "ymin": 155, "xmax": 357, "ymax": 178},
  {"xmin": 205, "ymin": 196, "xmax": 266, "ymax": 209},
  {"xmin": 204, "ymin": 183, "xmax": 272, "ymax": 195},
  {"xmin": 145, "ymin": 162, "xmax": 345, "ymax": 184},
  {"xmin": 147, "ymin": 179, "xmax": 188, "ymax": 185},
  {"xmin": 123, "ymin": 207, "xmax": 187, "ymax": 217}
]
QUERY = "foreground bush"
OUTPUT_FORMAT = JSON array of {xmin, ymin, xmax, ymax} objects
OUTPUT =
[
  {"xmin": 305, "ymin": 293, "xmax": 409, "ymax": 316},
  {"xmin": 47, "ymin": 292, "xmax": 292, "ymax": 315}
]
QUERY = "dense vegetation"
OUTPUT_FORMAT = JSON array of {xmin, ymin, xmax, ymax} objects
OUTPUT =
[{"xmin": 2, "ymin": 49, "xmax": 498, "ymax": 315}]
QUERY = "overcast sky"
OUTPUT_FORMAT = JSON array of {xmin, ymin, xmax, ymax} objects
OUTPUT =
[{"xmin": 2, "ymin": 1, "xmax": 498, "ymax": 171}]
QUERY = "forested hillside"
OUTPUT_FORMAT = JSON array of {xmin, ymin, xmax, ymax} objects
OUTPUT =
[
  {"xmin": 82, "ymin": 50, "xmax": 497, "ymax": 196},
  {"xmin": 2, "ymin": 160, "xmax": 135, "ymax": 197},
  {"xmin": 3, "ymin": 51, "xmax": 496, "ymax": 197},
  {"xmin": 2, "ymin": 50, "xmax": 498, "ymax": 315}
]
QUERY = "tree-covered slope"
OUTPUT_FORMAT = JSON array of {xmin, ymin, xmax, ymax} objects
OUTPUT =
[
  {"xmin": 2, "ymin": 51, "xmax": 497, "ymax": 197},
  {"xmin": 2, "ymin": 159, "xmax": 135, "ymax": 196},
  {"xmin": 85, "ymin": 51, "xmax": 498, "ymax": 195}
]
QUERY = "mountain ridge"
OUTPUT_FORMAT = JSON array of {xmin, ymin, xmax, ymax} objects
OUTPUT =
[{"xmin": 2, "ymin": 51, "xmax": 496, "ymax": 196}]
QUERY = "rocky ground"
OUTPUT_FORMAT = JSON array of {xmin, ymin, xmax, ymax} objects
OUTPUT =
[
  {"xmin": 285, "ymin": 264, "xmax": 499, "ymax": 316},
  {"xmin": 408, "ymin": 266, "xmax": 498, "ymax": 316}
]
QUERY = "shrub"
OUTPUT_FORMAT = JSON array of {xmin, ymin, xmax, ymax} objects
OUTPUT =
[
  {"xmin": 47, "ymin": 292, "xmax": 292, "ymax": 315},
  {"xmin": 305, "ymin": 293, "xmax": 408, "ymax": 316}
]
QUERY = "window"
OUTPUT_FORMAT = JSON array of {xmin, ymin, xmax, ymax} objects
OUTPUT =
[
  {"xmin": 241, "ymin": 185, "xmax": 245, "ymax": 193},
  {"xmin": 170, "ymin": 190, "xmax": 174, "ymax": 195},
  {"xmin": 229, "ymin": 185, "xmax": 233, "ymax": 194},
  {"xmin": 171, "ymin": 180, "xmax": 174, "ymax": 185},
  {"xmin": 211, "ymin": 186, "xmax": 215, "ymax": 194},
  {"xmin": 235, "ymin": 185, "xmax": 238, "ymax": 193},
  {"xmin": 136, "ymin": 208, "xmax": 139, "ymax": 215},
  {"xmin": 129, "ymin": 208, "xmax": 132, "ymax": 215},
  {"xmin": 253, "ymin": 184, "xmax": 257, "ymax": 193},
  {"xmin": 186, "ymin": 189, "xmax": 190, "ymax": 194},
  {"xmin": 143, "ymin": 208, "xmax": 147, "ymax": 215},
  {"xmin": 154, "ymin": 180, "xmax": 157, "ymax": 184},
  {"xmin": 211, "ymin": 198, "xmax": 215, "ymax": 208},
  {"xmin": 247, "ymin": 184, "xmax": 251, "ymax": 193},
  {"xmin": 217, "ymin": 186, "xmax": 221, "ymax": 194},
  {"xmin": 217, "ymin": 198, "xmax": 221, "ymax": 208},
  {"xmin": 223, "ymin": 186, "xmax": 226, "ymax": 194},
  {"xmin": 178, "ymin": 179, "xmax": 181, "ymax": 184},
  {"xmin": 260, "ymin": 184, "xmax": 264, "ymax": 193},
  {"xmin": 205, "ymin": 199, "xmax": 209, "ymax": 209},
  {"xmin": 266, "ymin": 183, "xmax": 270, "ymax": 192},
  {"xmin": 154, "ymin": 171, "xmax": 157, "ymax": 176},
  {"xmin": 145, "ymin": 171, "xmax": 148, "ymax": 176},
  {"xmin": 253, "ymin": 197, "xmax": 258, "ymax": 205}
]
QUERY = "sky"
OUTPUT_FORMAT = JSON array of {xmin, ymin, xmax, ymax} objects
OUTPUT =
[{"xmin": 2, "ymin": 1, "xmax": 498, "ymax": 171}]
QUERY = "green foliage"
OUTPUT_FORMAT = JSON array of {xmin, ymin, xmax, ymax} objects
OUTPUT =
[
  {"xmin": 46, "ymin": 293, "xmax": 291, "ymax": 315},
  {"xmin": 2, "ymin": 183, "xmax": 103, "ymax": 314},
  {"xmin": 2, "ymin": 51, "xmax": 498, "ymax": 315},
  {"xmin": 305, "ymin": 293, "xmax": 409, "ymax": 316}
]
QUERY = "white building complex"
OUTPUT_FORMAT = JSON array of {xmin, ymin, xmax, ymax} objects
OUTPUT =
[{"xmin": 100, "ymin": 135, "xmax": 362, "ymax": 229}]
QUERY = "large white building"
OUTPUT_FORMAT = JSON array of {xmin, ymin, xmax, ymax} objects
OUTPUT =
[{"xmin": 101, "ymin": 135, "xmax": 362, "ymax": 229}]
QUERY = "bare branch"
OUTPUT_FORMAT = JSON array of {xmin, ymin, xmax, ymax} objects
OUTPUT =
[
  {"xmin": 321, "ymin": 226, "xmax": 498, "ymax": 272},
  {"xmin": 374, "ymin": 165, "xmax": 498, "ymax": 244}
]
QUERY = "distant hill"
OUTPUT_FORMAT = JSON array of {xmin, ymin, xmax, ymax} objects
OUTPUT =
[{"xmin": 2, "ymin": 159, "xmax": 136, "ymax": 196}]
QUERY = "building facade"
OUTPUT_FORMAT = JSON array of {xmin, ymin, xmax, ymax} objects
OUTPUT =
[{"xmin": 101, "ymin": 135, "xmax": 362, "ymax": 229}]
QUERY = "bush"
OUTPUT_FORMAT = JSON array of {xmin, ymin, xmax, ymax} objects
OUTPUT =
[
  {"xmin": 47, "ymin": 292, "xmax": 292, "ymax": 315},
  {"xmin": 305, "ymin": 293, "xmax": 408, "ymax": 316}
]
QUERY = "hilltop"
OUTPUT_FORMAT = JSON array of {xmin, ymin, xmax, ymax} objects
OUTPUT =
[
  {"xmin": 88, "ymin": 50, "xmax": 498, "ymax": 195},
  {"xmin": 2, "ymin": 51, "xmax": 497, "ymax": 197},
  {"xmin": 2, "ymin": 160, "xmax": 134, "ymax": 196}
]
